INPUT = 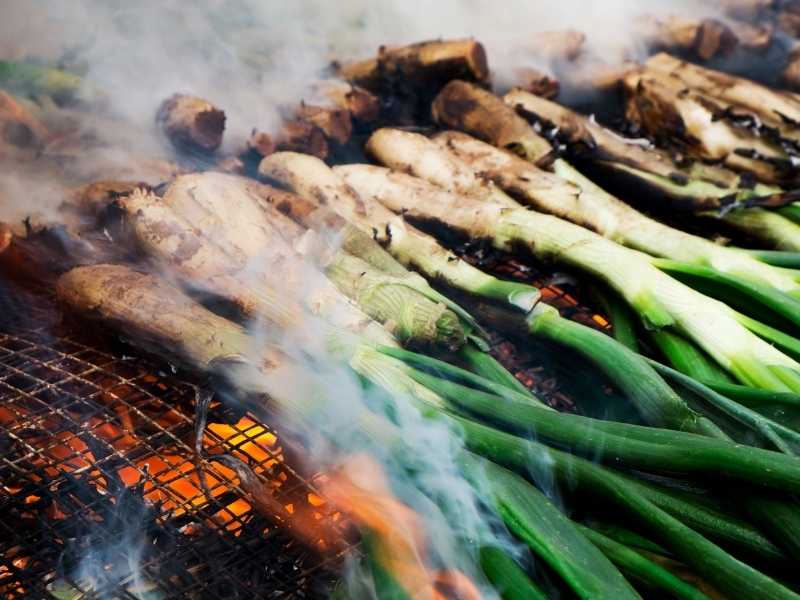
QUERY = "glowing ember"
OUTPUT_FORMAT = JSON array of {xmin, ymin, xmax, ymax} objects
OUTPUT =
[
  {"xmin": 208, "ymin": 418, "xmax": 279, "ymax": 463},
  {"xmin": 1, "ymin": 398, "xmax": 295, "ymax": 532}
]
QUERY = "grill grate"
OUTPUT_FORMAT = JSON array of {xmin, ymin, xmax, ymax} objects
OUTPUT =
[{"xmin": 0, "ymin": 286, "xmax": 350, "ymax": 599}]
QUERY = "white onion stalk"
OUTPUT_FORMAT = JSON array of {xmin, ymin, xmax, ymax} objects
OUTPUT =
[
  {"xmin": 724, "ymin": 208, "xmax": 800, "ymax": 252},
  {"xmin": 260, "ymin": 152, "xmax": 726, "ymax": 434},
  {"xmin": 336, "ymin": 163, "xmax": 800, "ymax": 393},
  {"xmin": 370, "ymin": 127, "xmax": 800, "ymax": 297},
  {"xmin": 258, "ymin": 152, "xmax": 540, "ymax": 312}
]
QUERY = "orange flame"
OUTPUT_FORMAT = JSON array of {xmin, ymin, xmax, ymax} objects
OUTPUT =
[{"xmin": 322, "ymin": 454, "xmax": 482, "ymax": 600}]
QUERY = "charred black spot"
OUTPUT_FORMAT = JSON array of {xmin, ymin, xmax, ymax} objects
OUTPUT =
[
  {"xmin": 668, "ymin": 172, "xmax": 689, "ymax": 185},
  {"xmin": 3, "ymin": 121, "xmax": 35, "ymax": 147},
  {"xmin": 310, "ymin": 185, "xmax": 328, "ymax": 204},
  {"xmin": 738, "ymin": 172, "xmax": 756, "ymax": 189},
  {"xmin": 734, "ymin": 147, "xmax": 757, "ymax": 158}
]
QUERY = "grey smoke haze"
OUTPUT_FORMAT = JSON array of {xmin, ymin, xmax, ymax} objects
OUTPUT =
[
  {"xmin": 0, "ymin": 0, "xmax": 727, "ymax": 144},
  {"xmin": 0, "ymin": 0, "xmax": 730, "ymax": 224}
]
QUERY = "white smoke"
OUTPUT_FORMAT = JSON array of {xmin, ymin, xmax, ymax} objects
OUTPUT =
[
  {"xmin": 0, "ymin": 0, "xmax": 738, "ymax": 225},
  {"xmin": 0, "ymin": 0, "xmax": 733, "ymax": 145},
  {"xmin": 220, "ymin": 200, "xmax": 512, "ymax": 595}
]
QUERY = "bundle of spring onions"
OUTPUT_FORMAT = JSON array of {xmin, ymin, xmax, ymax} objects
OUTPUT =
[
  {"xmin": 259, "ymin": 151, "xmax": 737, "ymax": 437},
  {"xmin": 256, "ymin": 149, "xmax": 800, "ymax": 599},
  {"xmin": 46, "ymin": 43, "xmax": 800, "ymax": 598},
  {"xmin": 367, "ymin": 126, "xmax": 800, "ymax": 341},
  {"xmin": 327, "ymin": 159, "xmax": 800, "ymax": 393},
  {"xmin": 118, "ymin": 172, "xmax": 478, "ymax": 350}
]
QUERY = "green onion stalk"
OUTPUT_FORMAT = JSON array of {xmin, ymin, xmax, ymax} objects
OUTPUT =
[
  {"xmin": 388, "ymin": 348, "xmax": 800, "ymax": 565},
  {"xmin": 450, "ymin": 415, "xmax": 800, "ymax": 600},
  {"xmin": 333, "ymin": 162, "xmax": 800, "ymax": 394},
  {"xmin": 647, "ymin": 359, "xmax": 800, "ymax": 455},
  {"xmin": 586, "ymin": 523, "xmax": 673, "ymax": 557},
  {"xmin": 478, "ymin": 546, "xmax": 549, "ymax": 600},
  {"xmin": 461, "ymin": 452, "xmax": 642, "ymax": 599},
  {"xmin": 586, "ymin": 282, "xmax": 641, "ymax": 351},
  {"xmin": 649, "ymin": 328, "xmax": 734, "ymax": 386},
  {"xmin": 646, "ymin": 325, "xmax": 800, "ymax": 425},
  {"xmin": 653, "ymin": 257, "xmax": 800, "ymax": 334},
  {"xmin": 259, "ymin": 152, "xmax": 726, "ymax": 437},
  {"xmin": 577, "ymin": 524, "xmax": 712, "ymax": 600},
  {"xmin": 497, "ymin": 83, "xmax": 800, "ymax": 254},
  {"xmin": 250, "ymin": 182, "xmax": 470, "ymax": 352},
  {"xmin": 778, "ymin": 204, "xmax": 800, "ymax": 228},
  {"xmin": 642, "ymin": 53, "xmax": 800, "ymax": 128}
]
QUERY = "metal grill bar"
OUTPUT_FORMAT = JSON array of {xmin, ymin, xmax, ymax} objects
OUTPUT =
[{"xmin": 0, "ymin": 321, "xmax": 349, "ymax": 599}]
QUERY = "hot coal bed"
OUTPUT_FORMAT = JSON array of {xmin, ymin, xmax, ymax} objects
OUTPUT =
[{"xmin": 0, "ymin": 280, "xmax": 351, "ymax": 599}]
